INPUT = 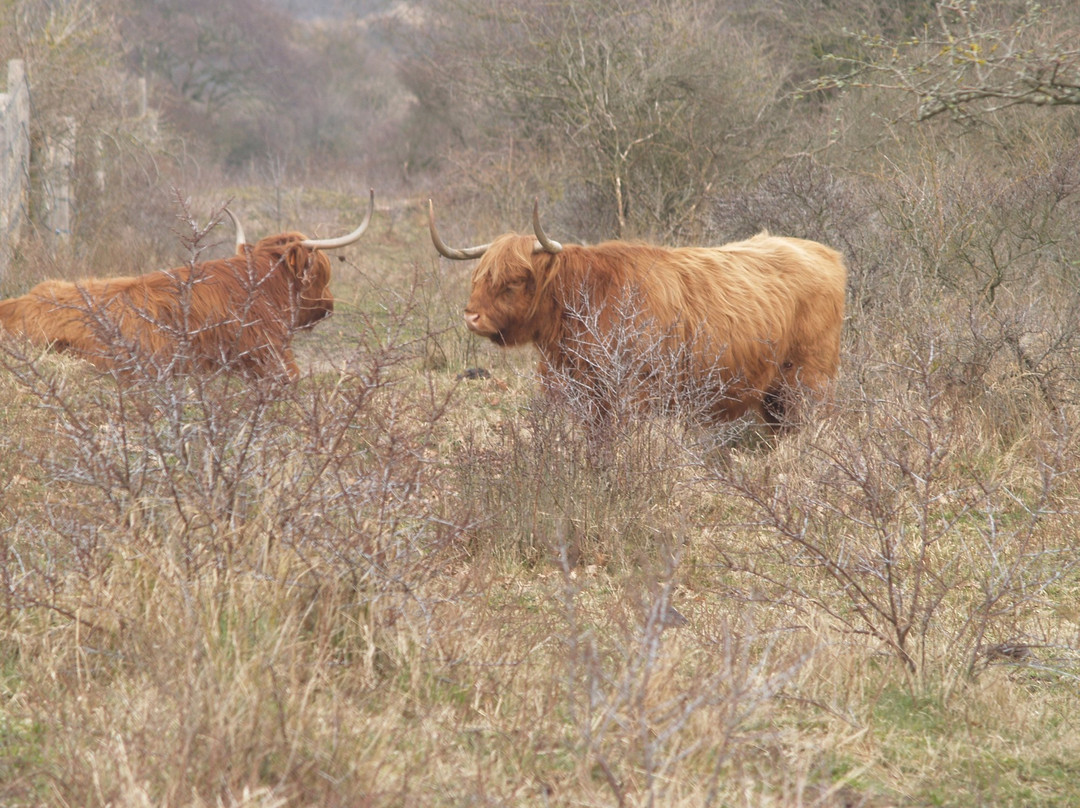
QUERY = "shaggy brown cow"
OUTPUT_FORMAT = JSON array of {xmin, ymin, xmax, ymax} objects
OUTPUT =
[
  {"xmin": 430, "ymin": 200, "xmax": 846, "ymax": 430},
  {"xmin": 0, "ymin": 190, "xmax": 374, "ymax": 381}
]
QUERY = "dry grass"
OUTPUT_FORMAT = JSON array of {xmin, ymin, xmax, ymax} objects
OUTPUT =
[{"xmin": 2, "ymin": 193, "xmax": 1080, "ymax": 808}]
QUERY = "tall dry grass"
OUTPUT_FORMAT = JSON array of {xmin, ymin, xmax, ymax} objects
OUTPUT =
[{"xmin": 2, "ymin": 157, "xmax": 1080, "ymax": 807}]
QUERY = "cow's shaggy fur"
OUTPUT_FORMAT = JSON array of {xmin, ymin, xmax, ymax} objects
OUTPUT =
[
  {"xmin": 0, "ymin": 232, "xmax": 334, "ymax": 381},
  {"xmin": 463, "ymin": 231, "xmax": 847, "ymax": 429}
]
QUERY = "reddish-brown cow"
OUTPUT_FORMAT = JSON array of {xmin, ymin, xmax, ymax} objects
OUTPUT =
[
  {"xmin": 0, "ymin": 191, "xmax": 374, "ymax": 381},
  {"xmin": 430, "ymin": 200, "xmax": 846, "ymax": 430}
]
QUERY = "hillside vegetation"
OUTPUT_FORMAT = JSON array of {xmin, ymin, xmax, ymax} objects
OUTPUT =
[{"xmin": 2, "ymin": 1, "xmax": 1080, "ymax": 805}]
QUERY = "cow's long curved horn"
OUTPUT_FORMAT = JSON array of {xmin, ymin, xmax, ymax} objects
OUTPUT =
[
  {"xmin": 300, "ymin": 188, "xmax": 375, "ymax": 250},
  {"xmin": 428, "ymin": 200, "xmax": 491, "ymax": 260},
  {"xmin": 532, "ymin": 199, "xmax": 563, "ymax": 254},
  {"xmin": 223, "ymin": 207, "xmax": 246, "ymax": 251}
]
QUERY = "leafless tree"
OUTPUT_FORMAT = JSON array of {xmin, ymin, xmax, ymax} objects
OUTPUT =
[
  {"xmin": 393, "ymin": 0, "xmax": 785, "ymax": 239},
  {"xmin": 815, "ymin": 0, "xmax": 1080, "ymax": 123}
]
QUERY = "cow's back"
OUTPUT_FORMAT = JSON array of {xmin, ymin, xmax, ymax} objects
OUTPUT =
[{"xmin": 630, "ymin": 233, "xmax": 845, "ymax": 415}]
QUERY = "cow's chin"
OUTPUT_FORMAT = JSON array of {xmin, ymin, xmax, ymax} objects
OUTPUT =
[
  {"xmin": 297, "ymin": 303, "xmax": 332, "ymax": 330},
  {"xmin": 467, "ymin": 326, "xmax": 506, "ymax": 346},
  {"xmin": 468, "ymin": 311, "xmax": 530, "ymax": 347},
  {"xmin": 468, "ymin": 322, "xmax": 513, "ymax": 346}
]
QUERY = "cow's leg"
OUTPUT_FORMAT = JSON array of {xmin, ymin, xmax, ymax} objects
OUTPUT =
[
  {"xmin": 284, "ymin": 358, "xmax": 300, "ymax": 382},
  {"xmin": 759, "ymin": 360, "xmax": 805, "ymax": 430},
  {"xmin": 761, "ymin": 386, "xmax": 789, "ymax": 428},
  {"xmin": 765, "ymin": 358, "xmax": 837, "ymax": 429},
  {"xmin": 247, "ymin": 344, "xmax": 299, "ymax": 383}
]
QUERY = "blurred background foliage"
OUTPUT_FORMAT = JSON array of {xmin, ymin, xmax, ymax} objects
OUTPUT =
[{"xmin": 2, "ymin": 0, "xmax": 1076, "ymax": 250}]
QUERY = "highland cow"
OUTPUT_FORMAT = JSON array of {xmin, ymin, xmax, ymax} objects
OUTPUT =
[
  {"xmin": 430, "ymin": 199, "xmax": 846, "ymax": 431},
  {"xmin": 0, "ymin": 191, "xmax": 374, "ymax": 381}
]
